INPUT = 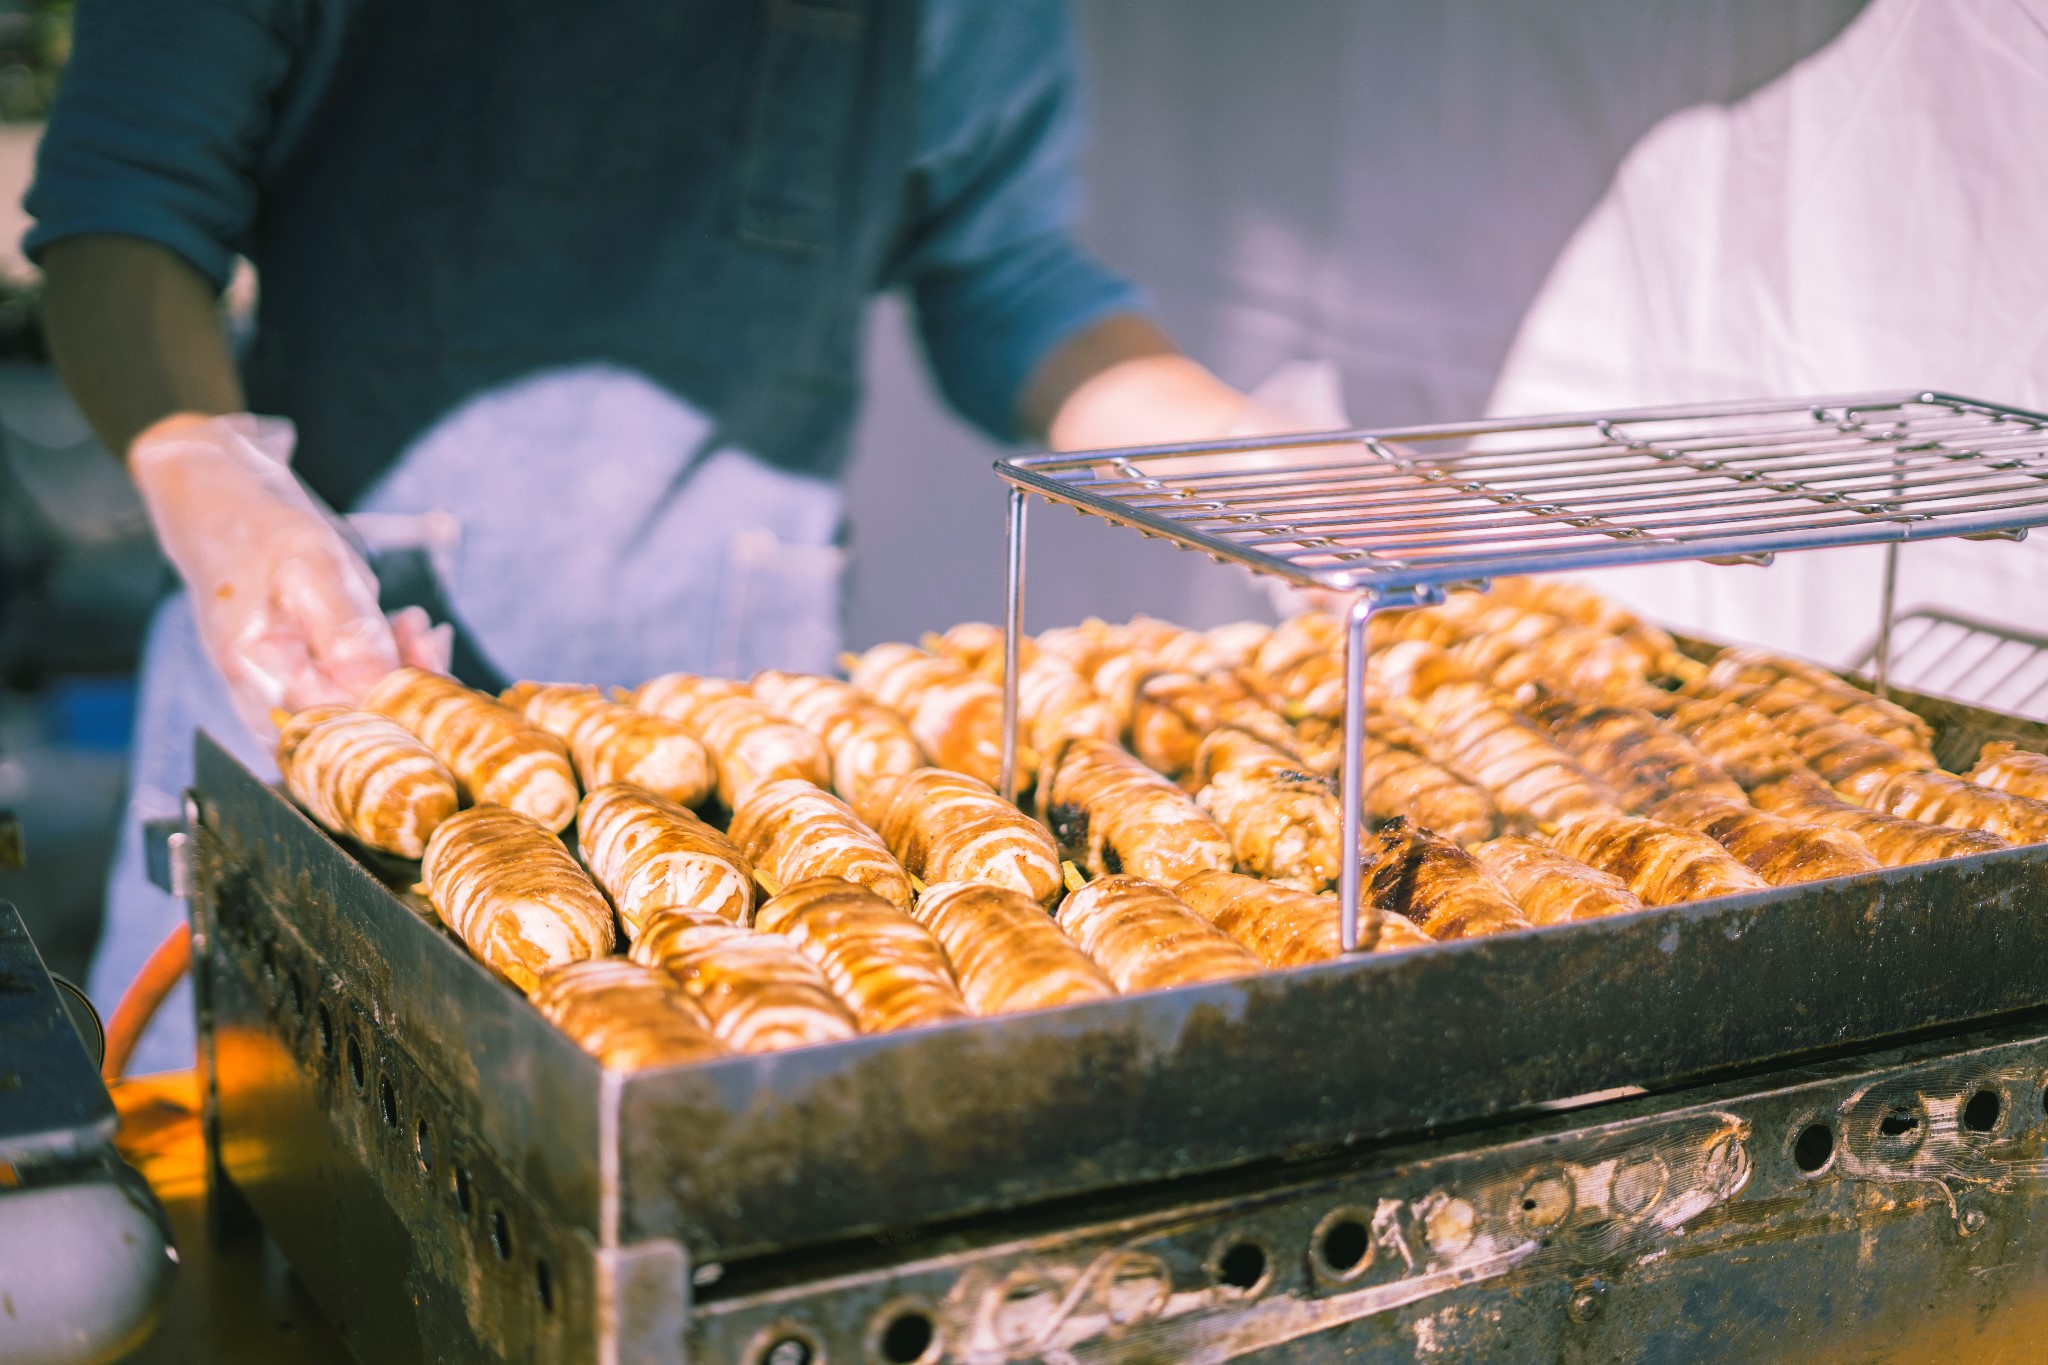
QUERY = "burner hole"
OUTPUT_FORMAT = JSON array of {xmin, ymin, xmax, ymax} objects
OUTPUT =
[
  {"xmin": 345, "ymin": 1034, "xmax": 365, "ymax": 1093},
  {"xmin": 1216, "ymin": 1240, "xmax": 1268, "ymax": 1292},
  {"xmin": 315, "ymin": 1003, "xmax": 333, "ymax": 1057},
  {"xmin": 490, "ymin": 1206, "xmax": 512, "ymax": 1261},
  {"xmin": 1793, "ymin": 1122, "xmax": 1834, "ymax": 1174},
  {"xmin": 1317, "ymin": 1217, "xmax": 1370, "ymax": 1275},
  {"xmin": 453, "ymin": 1166, "xmax": 474, "ymax": 1218},
  {"xmin": 378, "ymin": 1075, "xmax": 398, "ymax": 1130},
  {"xmin": 759, "ymin": 1338, "xmax": 814, "ymax": 1365},
  {"xmin": 535, "ymin": 1258, "xmax": 554, "ymax": 1314},
  {"xmin": 286, "ymin": 973, "xmax": 304, "ymax": 1018},
  {"xmin": 1964, "ymin": 1088, "xmax": 2002, "ymax": 1133},
  {"xmin": 1878, "ymin": 1108, "xmax": 1918, "ymax": 1138},
  {"xmin": 877, "ymin": 1308, "xmax": 935, "ymax": 1363},
  {"xmin": 415, "ymin": 1118, "xmax": 434, "ymax": 1174}
]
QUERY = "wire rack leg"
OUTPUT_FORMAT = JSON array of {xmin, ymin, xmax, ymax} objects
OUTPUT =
[
  {"xmin": 1338, "ymin": 595, "xmax": 1381, "ymax": 953},
  {"xmin": 1000, "ymin": 488, "xmax": 1027, "ymax": 800},
  {"xmin": 1874, "ymin": 541, "xmax": 1900, "ymax": 699}
]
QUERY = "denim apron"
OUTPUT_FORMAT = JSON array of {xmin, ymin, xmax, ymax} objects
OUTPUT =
[{"xmin": 96, "ymin": 0, "xmax": 918, "ymax": 1071}]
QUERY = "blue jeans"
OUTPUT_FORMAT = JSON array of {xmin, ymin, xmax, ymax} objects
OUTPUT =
[{"xmin": 94, "ymin": 365, "xmax": 848, "ymax": 1072}]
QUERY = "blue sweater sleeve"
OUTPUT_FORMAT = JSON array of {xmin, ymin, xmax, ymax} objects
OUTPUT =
[
  {"xmin": 896, "ymin": 0, "xmax": 1148, "ymax": 443},
  {"xmin": 23, "ymin": 0, "xmax": 309, "ymax": 290}
]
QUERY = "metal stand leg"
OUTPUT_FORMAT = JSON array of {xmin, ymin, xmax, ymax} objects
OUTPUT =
[
  {"xmin": 1338, "ymin": 595, "xmax": 1381, "ymax": 953},
  {"xmin": 1000, "ymin": 489, "xmax": 1027, "ymax": 800},
  {"xmin": 1874, "ymin": 541, "xmax": 1900, "ymax": 699}
]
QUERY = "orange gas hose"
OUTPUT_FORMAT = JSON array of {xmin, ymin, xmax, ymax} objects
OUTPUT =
[{"xmin": 102, "ymin": 922, "xmax": 192, "ymax": 1080}]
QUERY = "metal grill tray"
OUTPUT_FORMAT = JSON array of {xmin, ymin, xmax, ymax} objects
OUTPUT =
[{"xmin": 196, "ymin": 674, "xmax": 2048, "ymax": 1271}]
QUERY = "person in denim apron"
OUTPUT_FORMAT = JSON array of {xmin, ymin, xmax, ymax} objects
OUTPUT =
[{"xmin": 26, "ymin": 0, "xmax": 1281, "ymax": 1072}]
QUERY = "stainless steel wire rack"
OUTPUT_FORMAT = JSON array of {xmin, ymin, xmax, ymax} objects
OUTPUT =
[
  {"xmin": 1852, "ymin": 608, "xmax": 2048, "ymax": 722},
  {"xmin": 993, "ymin": 390, "xmax": 2048, "ymax": 952}
]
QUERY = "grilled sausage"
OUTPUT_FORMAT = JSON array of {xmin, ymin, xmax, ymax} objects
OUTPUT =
[
  {"xmin": 1444, "ymin": 613, "xmax": 1672, "ymax": 708},
  {"xmin": 631, "ymin": 674, "xmax": 831, "ymax": 807},
  {"xmin": 1659, "ymin": 698, "xmax": 1818, "ymax": 790},
  {"xmin": 503, "ymin": 682, "xmax": 713, "ymax": 808},
  {"xmin": 1647, "ymin": 791, "xmax": 1882, "ymax": 885},
  {"xmin": 750, "ymin": 670, "xmax": 925, "ymax": 806},
  {"xmin": 1963, "ymin": 741, "xmax": 2048, "ymax": 802},
  {"xmin": 910, "ymin": 881, "xmax": 1117, "ymax": 1013},
  {"xmin": 1128, "ymin": 669, "xmax": 1301, "ymax": 780},
  {"xmin": 1191, "ymin": 727, "xmax": 1342, "ymax": 890},
  {"xmin": 728, "ymin": 779, "xmax": 913, "ymax": 908},
  {"xmin": 753, "ymin": 878, "xmax": 970, "ymax": 1032},
  {"xmin": 366, "ymin": 667, "xmax": 579, "ymax": 832},
  {"xmin": 1527, "ymin": 694, "xmax": 1748, "ymax": 813},
  {"xmin": 1749, "ymin": 776, "xmax": 2009, "ymax": 866},
  {"xmin": 421, "ymin": 806, "xmax": 613, "ymax": 991},
  {"xmin": 1484, "ymin": 577, "xmax": 1684, "ymax": 677},
  {"xmin": 1357, "ymin": 717, "xmax": 1501, "ymax": 845},
  {"xmin": 1054, "ymin": 875, "xmax": 1261, "ymax": 992},
  {"xmin": 1472, "ymin": 836, "xmax": 1645, "ymax": 924},
  {"xmin": 577, "ymin": 783, "xmax": 753, "ymax": 933},
  {"xmin": 1014, "ymin": 654, "xmax": 1123, "ymax": 755},
  {"xmin": 1363, "ymin": 817, "xmax": 1531, "ymax": 940},
  {"xmin": 1365, "ymin": 640, "xmax": 1483, "ymax": 707},
  {"xmin": 276, "ymin": 705, "xmax": 458, "ymax": 858},
  {"xmin": 1704, "ymin": 647, "xmax": 1934, "ymax": 755},
  {"xmin": 1685, "ymin": 679, "xmax": 1931, "ymax": 802},
  {"xmin": 530, "ymin": 959, "xmax": 725, "ymax": 1070},
  {"xmin": 1410, "ymin": 682, "xmax": 1623, "ymax": 831},
  {"xmin": 630, "ymin": 908, "xmax": 858, "ymax": 1052},
  {"xmin": 1864, "ymin": 770, "xmax": 2048, "ymax": 846},
  {"xmin": 850, "ymin": 643, "xmax": 1019, "ymax": 793},
  {"xmin": 853, "ymin": 768, "xmax": 1062, "ymax": 904},
  {"xmin": 1250, "ymin": 612, "xmax": 1347, "ymax": 720},
  {"xmin": 1547, "ymin": 813, "xmax": 1769, "ymax": 906},
  {"xmin": 1174, "ymin": 869, "xmax": 1432, "ymax": 964},
  {"xmin": 1041, "ymin": 738, "xmax": 1235, "ymax": 885},
  {"xmin": 925, "ymin": 620, "xmax": 1018, "ymax": 679}
]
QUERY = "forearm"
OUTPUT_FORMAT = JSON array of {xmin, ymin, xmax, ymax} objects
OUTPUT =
[
  {"xmin": 40, "ymin": 234, "xmax": 245, "ymax": 460},
  {"xmin": 1021, "ymin": 313, "xmax": 1248, "ymax": 452}
]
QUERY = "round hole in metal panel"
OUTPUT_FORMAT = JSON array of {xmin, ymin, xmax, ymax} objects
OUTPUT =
[
  {"xmin": 1793, "ymin": 1122, "xmax": 1834, "ymax": 1174},
  {"xmin": 1311, "ymin": 1207, "xmax": 1373, "ymax": 1280},
  {"xmin": 535, "ymin": 1258, "xmax": 554, "ymax": 1314},
  {"xmin": 315, "ymin": 1003, "xmax": 333, "ymax": 1057},
  {"xmin": 453, "ymin": 1166, "xmax": 474, "ymax": 1219},
  {"xmin": 378, "ymin": 1075, "xmax": 399, "ymax": 1130},
  {"xmin": 490, "ymin": 1206, "xmax": 512, "ymax": 1261},
  {"xmin": 748, "ymin": 1324, "xmax": 821, "ymax": 1365},
  {"xmin": 415, "ymin": 1118, "xmax": 433, "ymax": 1175},
  {"xmin": 1963, "ymin": 1088, "xmax": 2002, "ymax": 1134},
  {"xmin": 1214, "ymin": 1240, "xmax": 1270, "ymax": 1294},
  {"xmin": 345, "ymin": 1033, "xmax": 365, "ymax": 1093},
  {"xmin": 874, "ymin": 1306, "xmax": 935, "ymax": 1365}
]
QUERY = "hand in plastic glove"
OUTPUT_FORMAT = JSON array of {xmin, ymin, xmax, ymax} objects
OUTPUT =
[{"xmin": 128, "ymin": 413, "xmax": 451, "ymax": 733}]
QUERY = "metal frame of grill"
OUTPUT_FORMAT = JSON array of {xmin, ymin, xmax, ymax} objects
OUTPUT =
[{"xmin": 994, "ymin": 390, "xmax": 2048, "ymax": 952}]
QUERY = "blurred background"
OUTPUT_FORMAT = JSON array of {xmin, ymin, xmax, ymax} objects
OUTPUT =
[{"xmin": 20, "ymin": 0, "xmax": 2033, "ymax": 986}]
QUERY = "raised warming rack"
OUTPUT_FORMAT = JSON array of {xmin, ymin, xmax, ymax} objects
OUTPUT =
[
  {"xmin": 994, "ymin": 390, "xmax": 2048, "ymax": 950},
  {"xmin": 1853, "ymin": 608, "xmax": 2048, "ymax": 722}
]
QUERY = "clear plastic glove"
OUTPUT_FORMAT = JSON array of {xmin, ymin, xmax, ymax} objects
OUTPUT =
[{"xmin": 128, "ymin": 413, "xmax": 450, "ymax": 734}]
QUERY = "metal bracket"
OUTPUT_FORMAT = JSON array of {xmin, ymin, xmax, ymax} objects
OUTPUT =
[{"xmin": 142, "ymin": 818, "xmax": 188, "ymax": 899}]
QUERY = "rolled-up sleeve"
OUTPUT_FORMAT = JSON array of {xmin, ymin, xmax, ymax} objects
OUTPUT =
[
  {"xmin": 24, "ymin": 0, "xmax": 300, "ymax": 291},
  {"xmin": 895, "ymin": 0, "xmax": 1147, "ymax": 443}
]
